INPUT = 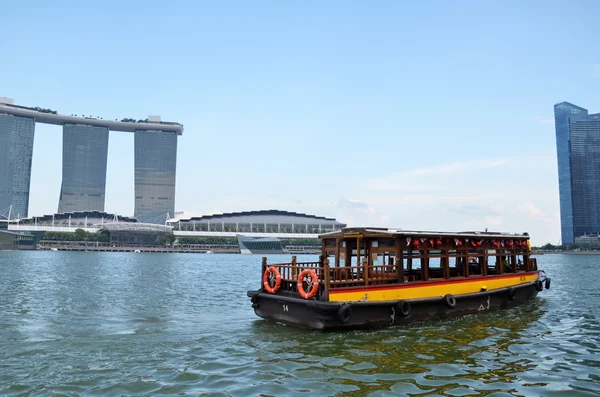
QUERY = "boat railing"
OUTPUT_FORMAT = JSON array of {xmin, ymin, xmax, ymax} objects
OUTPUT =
[
  {"xmin": 263, "ymin": 257, "xmax": 402, "ymax": 298},
  {"xmin": 329, "ymin": 263, "xmax": 399, "ymax": 287},
  {"xmin": 262, "ymin": 257, "xmax": 326, "ymax": 297},
  {"xmin": 263, "ymin": 250, "xmax": 536, "ymax": 299}
]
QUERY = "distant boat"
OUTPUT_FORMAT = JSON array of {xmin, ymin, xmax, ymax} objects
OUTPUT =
[
  {"xmin": 205, "ymin": 250, "xmax": 214, "ymax": 254},
  {"xmin": 50, "ymin": 248, "xmax": 58, "ymax": 251},
  {"xmin": 134, "ymin": 249, "xmax": 141, "ymax": 253}
]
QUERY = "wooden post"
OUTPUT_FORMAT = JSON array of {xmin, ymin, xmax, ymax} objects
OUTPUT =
[
  {"xmin": 524, "ymin": 253, "xmax": 530, "ymax": 272},
  {"xmin": 481, "ymin": 250, "xmax": 487, "ymax": 276},
  {"xmin": 323, "ymin": 259, "xmax": 331, "ymax": 301},
  {"xmin": 463, "ymin": 249, "xmax": 469, "ymax": 277},
  {"xmin": 422, "ymin": 250, "xmax": 429, "ymax": 281},
  {"xmin": 356, "ymin": 237, "xmax": 361, "ymax": 268},
  {"xmin": 363, "ymin": 257, "xmax": 369, "ymax": 286},
  {"xmin": 262, "ymin": 257, "xmax": 267, "ymax": 282},
  {"xmin": 292, "ymin": 255, "xmax": 298, "ymax": 280},
  {"xmin": 443, "ymin": 250, "xmax": 450, "ymax": 279},
  {"xmin": 511, "ymin": 252, "xmax": 517, "ymax": 273},
  {"xmin": 335, "ymin": 238, "xmax": 340, "ymax": 267},
  {"xmin": 395, "ymin": 238, "xmax": 404, "ymax": 283},
  {"xmin": 345, "ymin": 239, "xmax": 352, "ymax": 268},
  {"xmin": 321, "ymin": 239, "xmax": 326, "ymax": 263}
]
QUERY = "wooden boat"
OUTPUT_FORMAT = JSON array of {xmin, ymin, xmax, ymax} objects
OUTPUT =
[{"xmin": 247, "ymin": 227, "xmax": 551, "ymax": 330}]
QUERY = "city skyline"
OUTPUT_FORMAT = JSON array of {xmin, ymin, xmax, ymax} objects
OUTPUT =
[
  {"xmin": 554, "ymin": 102, "xmax": 600, "ymax": 244},
  {"xmin": 0, "ymin": 101, "xmax": 182, "ymax": 223},
  {"xmin": 2, "ymin": 1, "xmax": 600, "ymax": 245}
]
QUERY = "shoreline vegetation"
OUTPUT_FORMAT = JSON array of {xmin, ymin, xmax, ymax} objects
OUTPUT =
[
  {"xmin": 37, "ymin": 229, "xmax": 321, "ymax": 254},
  {"xmin": 532, "ymin": 243, "xmax": 600, "ymax": 255},
  {"xmin": 534, "ymin": 250, "xmax": 600, "ymax": 255},
  {"xmin": 41, "ymin": 230, "xmax": 320, "ymax": 247}
]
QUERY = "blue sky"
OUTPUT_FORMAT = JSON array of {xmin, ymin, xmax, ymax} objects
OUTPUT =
[{"xmin": 1, "ymin": 0, "xmax": 599, "ymax": 244}]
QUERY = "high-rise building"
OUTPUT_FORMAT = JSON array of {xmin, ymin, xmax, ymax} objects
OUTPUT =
[
  {"xmin": 554, "ymin": 102, "xmax": 600, "ymax": 244},
  {"xmin": 58, "ymin": 124, "xmax": 109, "ymax": 213},
  {"xmin": 0, "ymin": 113, "xmax": 35, "ymax": 218},
  {"xmin": 0, "ymin": 101, "xmax": 182, "ymax": 223},
  {"xmin": 134, "ymin": 130, "xmax": 178, "ymax": 223}
]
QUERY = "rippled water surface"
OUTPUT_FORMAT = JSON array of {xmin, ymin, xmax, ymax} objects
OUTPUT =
[{"xmin": 0, "ymin": 251, "xmax": 599, "ymax": 396}]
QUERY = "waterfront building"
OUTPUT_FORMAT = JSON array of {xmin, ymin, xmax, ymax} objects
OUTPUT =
[
  {"xmin": 0, "ymin": 229, "xmax": 35, "ymax": 250},
  {"xmin": 575, "ymin": 234, "xmax": 600, "ymax": 246},
  {"xmin": 0, "ymin": 100, "xmax": 183, "ymax": 223},
  {"xmin": 134, "ymin": 130, "xmax": 178, "ymax": 224},
  {"xmin": 170, "ymin": 210, "xmax": 347, "ymax": 235},
  {"xmin": 0, "ymin": 113, "xmax": 35, "ymax": 218},
  {"xmin": 14, "ymin": 211, "xmax": 138, "ymax": 229},
  {"xmin": 9, "ymin": 209, "xmax": 346, "ymax": 252},
  {"xmin": 58, "ymin": 124, "xmax": 109, "ymax": 213},
  {"xmin": 554, "ymin": 102, "xmax": 600, "ymax": 244},
  {"xmin": 237, "ymin": 235, "xmax": 284, "ymax": 254}
]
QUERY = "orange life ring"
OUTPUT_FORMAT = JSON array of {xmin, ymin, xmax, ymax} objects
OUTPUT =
[
  {"xmin": 263, "ymin": 266, "xmax": 281, "ymax": 294},
  {"xmin": 297, "ymin": 269, "xmax": 319, "ymax": 299}
]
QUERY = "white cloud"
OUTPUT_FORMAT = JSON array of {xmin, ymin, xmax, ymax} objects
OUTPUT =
[
  {"xmin": 362, "ymin": 159, "xmax": 509, "ymax": 191},
  {"xmin": 335, "ymin": 198, "xmax": 388, "ymax": 226},
  {"xmin": 533, "ymin": 116, "xmax": 554, "ymax": 125},
  {"xmin": 447, "ymin": 203, "xmax": 501, "ymax": 216},
  {"xmin": 516, "ymin": 202, "xmax": 557, "ymax": 224},
  {"xmin": 484, "ymin": 216, "xmax": 503, "ymax": 226}
]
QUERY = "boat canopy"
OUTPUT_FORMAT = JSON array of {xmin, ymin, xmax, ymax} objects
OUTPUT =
[{"xmin": 319, "ymin": 227, "xmax": 529, "ymax": 240}]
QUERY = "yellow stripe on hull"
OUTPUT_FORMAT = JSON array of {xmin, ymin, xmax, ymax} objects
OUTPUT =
[{"xmin": 328, "ymin": 273, "xmax": 539, "ymax": 303}]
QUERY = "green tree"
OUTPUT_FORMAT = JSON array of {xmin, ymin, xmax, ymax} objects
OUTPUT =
[{"xmin": 74, "ymin": 228, "xmax": 87, "ymax": 241}]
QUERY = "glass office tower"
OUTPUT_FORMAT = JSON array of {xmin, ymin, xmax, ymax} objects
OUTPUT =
[
  {"xmin": 0, "ymin": 114, "xmax": 35, "ymax": 218},
  {"xmin": 554, "ymin": 102, "xmax": 600, "ymax": 244},
  {"xmin": 58, "ymin": 124, "xmax": 109, "ymax": 213},
  {"xmin": 134, "ymin": 130, "xmax": 177, "ymax": 224}
]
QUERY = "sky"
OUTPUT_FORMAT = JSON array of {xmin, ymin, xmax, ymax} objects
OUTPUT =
[{"xmin": 1, "ymin": 0, "xmax": 600, "ymax": 245}]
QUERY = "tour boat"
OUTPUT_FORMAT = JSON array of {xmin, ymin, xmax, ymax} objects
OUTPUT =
[{"xmin": 247, "ymin": 227, "xmax": 551, "ymax": 330}]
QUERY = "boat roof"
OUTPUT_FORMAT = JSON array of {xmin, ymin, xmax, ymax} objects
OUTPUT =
[{"xmin": 319, "ymin": 227, "xmax": 529, "ymax": 240}]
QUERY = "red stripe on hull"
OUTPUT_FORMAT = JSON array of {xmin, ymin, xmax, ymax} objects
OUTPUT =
[{"xmin": 329, "ymin": 271, "xmax": 538, "ymax": 295}]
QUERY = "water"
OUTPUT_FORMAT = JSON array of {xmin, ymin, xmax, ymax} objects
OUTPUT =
[{"xmin": 0, "ymin": 252, "xmax": 598, "ymax": 396}]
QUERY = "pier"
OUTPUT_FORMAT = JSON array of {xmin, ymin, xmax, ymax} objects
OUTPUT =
[{"xmin": 37, "ymin": 242, "xmax": 240, "ymax": 254}]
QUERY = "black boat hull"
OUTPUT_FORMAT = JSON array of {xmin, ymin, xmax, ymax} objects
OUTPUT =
[{"xmin": 247, "ymin": 282, "xmax": 542, "ymax": 330}]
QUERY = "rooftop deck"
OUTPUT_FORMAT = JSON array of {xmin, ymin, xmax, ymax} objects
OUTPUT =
[{"xmin": 0, "ymin": 103, "xmax": 183, "ymax": 134}]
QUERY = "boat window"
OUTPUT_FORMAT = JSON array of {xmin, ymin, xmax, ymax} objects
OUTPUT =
[
  {"xmin": 467, "ymin": 254, "xmax": 483, "ymax": 276},
  {"xmin": 371, "ymin": 252, "xmax": 384, "ymax": 265},
  {"xmin": 448, "ymin": 255, "xmax": 464, "ymax": 277},
  {"xmin": 486, "ymin": 251, "xmax": 499, "ymax": 275},
  {"xmin": 449, "ymin": 249, "xmax": 469, "ymax": 277},
  {"xmin": 500, "ymin": 256, "xmax": 513, "ymax": 273},
  {"xmin": 428, "ymin": 257, "xmax": 444, "ymax": 279},
  {"xmin": 338, "ymin": 251, "xmax": 347, "ymax": 267},
  {"xmin": 517, "ymin": 255, "xmax": 526, "ymax": 271},
  {"xmin": 403, "ymin": 253, "xmax": 422, "ymax": 282}
]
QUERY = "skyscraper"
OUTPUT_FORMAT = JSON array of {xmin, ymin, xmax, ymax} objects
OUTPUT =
[
  {"xmin": 0, "ymin": 113, "xmax": 35, "ymax": 218},
  {"xmin": 554, "ymin": 102, "xmax": 600, "ymax": 244},
  {"xmin": 58, "ymin": 124, "xmax": 109, "ymax": 213},
  {"xmin": 0, "ymin": 101, "xmax": 182, "ymax": 223},
  {"xmin": 134, "ymin": 130, "xmax": 178, "ymax": 223}
]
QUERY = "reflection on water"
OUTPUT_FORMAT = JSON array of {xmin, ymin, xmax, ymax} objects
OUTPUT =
[
  {"xmin": 0, "ymin": 251, "xmax": 599, "ymax": 396},
  {"xmin": 246, "ymin": 303, "xmax": 549, "ymax": 396}
]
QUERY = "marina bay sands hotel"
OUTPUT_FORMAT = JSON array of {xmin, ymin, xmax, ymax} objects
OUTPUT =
[{"xmin": 0, "ymin": 98, "xmax": 183, "ymax": 223}]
